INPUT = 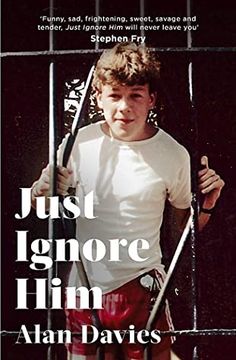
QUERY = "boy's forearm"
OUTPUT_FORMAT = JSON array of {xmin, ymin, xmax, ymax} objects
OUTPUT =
[
  {"xmin": 198, "ymin": 211, "xmax": 212, "ymax": 231},
  {"xmin": 171, "ymin": 205, "xmax": 213, "ymax": 234},
  {"xmin": 198, "ymin": 193, "xmax": 219, "ymax": 231},
  {"xmin": 198, "ymin": 199, "xmax": 216, "ymax": 231}
]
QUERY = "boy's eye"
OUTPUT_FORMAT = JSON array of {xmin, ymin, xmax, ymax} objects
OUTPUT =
[
  {"xmin": 132, "ymin": 93, "xmax": 142, "ymax": 98},
  {"xmin": 109, "ymin": 94, "xmax": 120, "ymax": 99}
]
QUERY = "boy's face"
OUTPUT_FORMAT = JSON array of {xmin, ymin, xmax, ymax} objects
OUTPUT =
[{"xmin": 96, "ymin": 83, "xmax": 156, "ymax": 141}]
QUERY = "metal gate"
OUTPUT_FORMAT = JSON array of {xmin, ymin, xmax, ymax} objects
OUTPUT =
[{"xmin": 1, "ymin": 0, "xmax": 236, "ymax": 359}]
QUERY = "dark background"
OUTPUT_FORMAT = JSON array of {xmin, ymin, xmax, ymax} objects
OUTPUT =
[{"xmin": 1, "ymin": 1, "xmax": 236, "ymax": 359}]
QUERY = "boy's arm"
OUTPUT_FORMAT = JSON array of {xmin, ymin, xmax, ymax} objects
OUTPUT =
[
  {"xmin": 171, "ymin": 155, "xmax": 225, "ymax": 233},
  {"xmin": 198, "ymin": 155, "xmax": 225, "ymax": 231}
]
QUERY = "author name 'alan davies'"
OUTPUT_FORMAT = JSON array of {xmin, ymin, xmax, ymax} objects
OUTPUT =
[{"xmin": 16, "ymin": 324, "xmax": 162, "ymax": 345}]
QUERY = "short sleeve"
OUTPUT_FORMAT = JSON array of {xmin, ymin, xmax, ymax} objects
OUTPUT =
[{"xmin": 167, "ymin": 148, "xmax": 192, "ymax": 209}]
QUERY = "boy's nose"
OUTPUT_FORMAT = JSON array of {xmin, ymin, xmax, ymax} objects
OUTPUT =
[{"xmin": 118, "ymin": 98, "xmax": 131, "ymax": 112}]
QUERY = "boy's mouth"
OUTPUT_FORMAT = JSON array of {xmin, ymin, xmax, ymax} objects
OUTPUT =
[{"xmin": 116, "ymin": 118, "xmax": 134, "ymax": 124}]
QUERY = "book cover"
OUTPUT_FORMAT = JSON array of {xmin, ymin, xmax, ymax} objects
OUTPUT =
[{"xmin": 1, "ymin": 1, "xmax": 236, "ymax": 359}]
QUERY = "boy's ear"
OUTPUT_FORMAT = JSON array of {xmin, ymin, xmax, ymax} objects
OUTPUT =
[
  {"xmin": 96, "ymin": 90, "xmax": 103, "ymax": 109},
  {"xmin": 149, "ymin": 92, "xmax": 157, "ymax": 108}
]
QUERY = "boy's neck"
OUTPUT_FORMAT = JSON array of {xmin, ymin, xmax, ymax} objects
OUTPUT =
[{"xmin": 101, "ymin": 122, "xmax": 158, "ymax": 142}]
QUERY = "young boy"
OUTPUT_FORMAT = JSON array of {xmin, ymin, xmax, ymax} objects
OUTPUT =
[{"xmin": 31, "ymin": 43, "xmax": 224, "ymax": 360}]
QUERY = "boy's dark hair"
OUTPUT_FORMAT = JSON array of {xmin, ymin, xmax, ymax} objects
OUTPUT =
[{"xmin": 92, "ymin": 42, "xmax": 161, "ymax": 93}]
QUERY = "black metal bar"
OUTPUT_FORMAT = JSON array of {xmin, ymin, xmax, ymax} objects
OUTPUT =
[
  {"xmin": 47, "ymin": 1, "xmax": 57, "ymax": 359},
  {"xmin": 144, "ymin": 215, "xmax": 193, "ymax": 359},
  {"xmin": 186, "ymin": 0, "xmax": 200, "ymax": 359},
  {"xmin": 140, "ymin": 0, "xmax": 145, "ymax": 38},
  {"xmin": 143, "ymin": 1, "xmax": 201, "ymax": 358},
  {"xmin": 1, "ymin": 47, "xmax": 236, "ymax": 58},
  {"xmin": 146, "ymin": 215, "xmax": 193, "ymax": 333},
  {"xmin": 60, "ymin": 64, "xmax": 105, "ymax": 360},
  {"xmin": 62, "ymin": 65, "xmax": 95, "ymax": 167},
  {"xmin": 47, "ymin": 62, "xmax": 57, "ymax": 360},
  {"xmin": 95, "ymin": 0, "xmax": 100, "ymax": 51},
  {"xmin": 2, "ymin": 329, "xmax": 236, "ymax": 337}
]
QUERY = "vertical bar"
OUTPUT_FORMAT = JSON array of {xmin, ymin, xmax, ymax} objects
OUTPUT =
[
  {"xmin": 94, "ymin": 5, "xmax": 105, "ymax": 359},
  {"xmin": 48, "ymin": 0, "xmax": 57, "ymax": 359},
  {"xmin": 139, "ymin": 5, "xmax": 149, "ymax": 359},
  {"xmin": 95, "ymin": 0, "xmax": 100, "ymax": 50},
  {"xmin": 47, "ymin": 63, "xmax": 57, "ymax": 360},
  {"xmin": 188, "ymin": 58, "xmax": 198, "ymax": 334},
  {"xmin": 187, "ymin": 0, "xmax": 192, "ymax": 49},
  {"xmin": 186, "ymin": 0, "xmax": 199, "ymax": 358},
  {"xmin": 140, "ymin": 0, "xmax": 145, "ymax": 39},
  {"xmin": 49, "ymin": 0, "xmax": 54, "ymax": 52}
]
